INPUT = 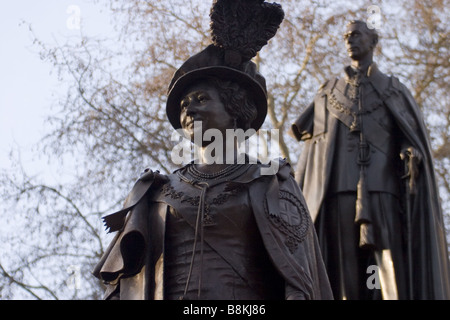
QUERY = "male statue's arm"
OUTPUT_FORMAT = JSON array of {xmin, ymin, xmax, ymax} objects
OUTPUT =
[
  {"xmin": 290, "ymin": 102, "xmax": 314, "ymax": 141},
  {"xmin": 400, "ymin": 146, "xmax": 422, "ymax": 195}
]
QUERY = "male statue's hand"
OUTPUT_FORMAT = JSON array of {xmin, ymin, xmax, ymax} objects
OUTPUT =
[{"xmin": 400, "ymin": 147, "xmax": 422, "ymax": 194}]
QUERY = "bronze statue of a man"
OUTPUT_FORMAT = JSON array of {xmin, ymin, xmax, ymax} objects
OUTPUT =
[
  {"xmin": 93, "ymin": 0, "xmax": 332, "ymax": 300},
  {"xmin": 291, "ymin": 20, "xmax": 450, "ymax": 300}
]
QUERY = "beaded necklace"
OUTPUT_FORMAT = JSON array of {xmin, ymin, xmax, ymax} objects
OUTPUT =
[{"xmin": 186, "ymin": 163, "xmax": 243, "ymax": 181}]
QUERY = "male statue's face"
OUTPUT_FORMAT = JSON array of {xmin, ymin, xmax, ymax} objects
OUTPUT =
[{"xmin": 343, "ymin": 23, "xmax": 374, "ymax": 61}]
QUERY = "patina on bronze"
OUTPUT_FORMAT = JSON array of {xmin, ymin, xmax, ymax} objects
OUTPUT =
[
  {"xmin": 93, "ymin": 0, "xmax": 333, "ymax": 300},
  {"xmin": 291, "ymin": 20, "xmax": 450, "ymax": 300}
]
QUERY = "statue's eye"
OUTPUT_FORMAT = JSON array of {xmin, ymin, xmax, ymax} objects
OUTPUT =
[
  {"xmin": 198, "ymin": 94, "xmax": 207, "ymax": 103},
  {"xmin": 180, "ymin": 98, "xmax": 189, "ymax": 109}
]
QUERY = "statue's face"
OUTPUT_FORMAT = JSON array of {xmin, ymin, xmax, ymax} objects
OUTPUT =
[
  {"xmin": 179, "ymin": 81, "xmax": 234, "ymax": 146},
  {"xmin": 344, "ymin": 23, "xmax": 374, "ymax": 61}
]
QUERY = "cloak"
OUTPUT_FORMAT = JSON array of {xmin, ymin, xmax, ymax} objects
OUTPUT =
[
  {"xmin": 92, "ymin": 159, "xmax": 333, "ymax": 300},
  {"xmin": 291, "ymin": 64, "xmax": 450, "ymax": 299}
]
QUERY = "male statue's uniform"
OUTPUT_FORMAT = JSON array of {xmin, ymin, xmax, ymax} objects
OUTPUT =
[{"xmin": 291, "ymin": 63, "xmax": 450, "ymax": 299}]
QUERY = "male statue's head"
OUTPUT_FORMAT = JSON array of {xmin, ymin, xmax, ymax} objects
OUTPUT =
[{"xmin": 343, "ymin": 20, "xmax": 379, "ymax": 63}]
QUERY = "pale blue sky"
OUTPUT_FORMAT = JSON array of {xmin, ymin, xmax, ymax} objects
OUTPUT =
[{"xmin": 0, "ymin": 1, "xmax": 113, "ymax": 178}]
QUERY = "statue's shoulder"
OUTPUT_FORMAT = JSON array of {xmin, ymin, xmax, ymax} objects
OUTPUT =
[
  {"xmin": 317, "ymin": 77, "xmax": 338, "ymax": 95},
  {"xmin": 101, "ymin": 168, "xmax": 170, "ymax": 233},
  {"xmin": 317, "ymin": 79, "xmax": 329, "ymax": 92},
  {"xmin": 250, "ymin": 157, "xmax": 295, "ymax": 180},
  {"xmin": 317, "ymin": 80, "xmax": 329, "ymax": 91}
]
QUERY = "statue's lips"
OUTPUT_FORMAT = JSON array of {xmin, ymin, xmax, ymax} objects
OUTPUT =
[{"xmin": 182, "ymin": 119, "xmax": 203, "ymax": 131}]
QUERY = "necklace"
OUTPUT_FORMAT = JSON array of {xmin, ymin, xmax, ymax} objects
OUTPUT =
[{"xmin": 187, "ymin": 163, "xmax": 243, "ymax": 180}]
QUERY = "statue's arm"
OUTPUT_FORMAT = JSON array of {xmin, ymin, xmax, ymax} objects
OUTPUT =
[{"xmin": 290, "ymin": 102, "xmax": 315, "ymax": 141}]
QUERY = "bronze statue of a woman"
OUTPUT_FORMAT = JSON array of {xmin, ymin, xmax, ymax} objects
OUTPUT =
[{"xmin": 93, "ymin": 0, "xmax": 332, "ymax": 300}]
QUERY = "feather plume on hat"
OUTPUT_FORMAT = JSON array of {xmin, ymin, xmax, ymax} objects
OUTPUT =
[
  {"xmin": 210, "ymin": 0, "xmax": 285, "ymax": 67},
  {"xmin": 166, "ymin": 0, "xmax": 284, "ymax": 131}
]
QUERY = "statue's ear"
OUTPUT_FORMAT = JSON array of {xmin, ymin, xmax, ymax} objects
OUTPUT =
[{"xmin": 372, "ymin": 34, "xmax": 379, "ymax": 48}]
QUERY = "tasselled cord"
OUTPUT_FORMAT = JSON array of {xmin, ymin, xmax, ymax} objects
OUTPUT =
[
  {"xmin": 197, "ymin": 182, "xmax": 208, "ymax": 299},
  {"xmin": 177, "ymin": 171, "xmax": 209, "ymax": 300},
  {"xmin": 176, "ymin": 164, "xmax": 249, "ymax": 299}
]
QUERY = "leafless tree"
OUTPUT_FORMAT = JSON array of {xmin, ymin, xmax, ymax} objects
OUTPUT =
[{"xmin": 1, "ymin": 0, "xmax": 447, "ymax": 299}]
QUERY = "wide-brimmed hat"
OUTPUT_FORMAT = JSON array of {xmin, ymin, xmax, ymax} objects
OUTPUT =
[
  {"xmin": 166, "ymin": 44, "xmax": 268, "ymax": 131},
  {"xmin": 165, "ymin": 0, "xmax": 284, "ymax": 132}
]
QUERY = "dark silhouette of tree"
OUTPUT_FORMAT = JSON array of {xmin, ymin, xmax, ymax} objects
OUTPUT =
[{"xmin": 1, "ymin": 0, "xmax": 447, "ymax": 299}]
